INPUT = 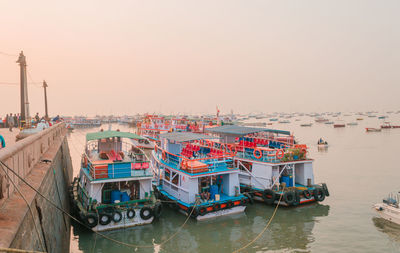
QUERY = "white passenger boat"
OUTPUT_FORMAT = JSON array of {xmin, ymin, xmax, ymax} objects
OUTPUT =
[
  {"xmin": 70, "ymin": 130, "xmax": 161, "ymax": 232},
  {"xmin": 205, "ymin": 125, "xmax": 330, "ymax": 207},
  {"xmin": 374, "ymin": 192, "xmax": 400, "ymax": 225},
  {"xmin": 151, "ymin": 132, "xmax": 249, "ymax": 220}
]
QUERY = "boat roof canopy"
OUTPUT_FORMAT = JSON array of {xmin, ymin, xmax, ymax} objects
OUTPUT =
[
  {"xmin": 159, "ymin": 132, "xmax": 216, "ymax": 143},
  {"xmin": 205, "ymin": 125, "xmax": 291, "ymax": 136},
  {"xmin": 86, "ymin": 130, "xmax": 145, "ymax": 141}
]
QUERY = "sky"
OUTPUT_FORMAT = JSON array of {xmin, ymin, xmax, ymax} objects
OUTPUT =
[{"xmin": 1, "ymin": 0, "xmax": 400, "ymax": 116}]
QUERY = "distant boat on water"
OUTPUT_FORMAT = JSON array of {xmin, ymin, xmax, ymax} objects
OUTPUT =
[
  {"xmin": 300, "ymin": 123, "xmax": 312, "ymax": 127},
  {"xmin": 347, "ymin": 122, "xmax": 358, "ymax": 126},
  {"xmin": 366, "ymin": 128, "xmax": 381, "ymax": 132}
]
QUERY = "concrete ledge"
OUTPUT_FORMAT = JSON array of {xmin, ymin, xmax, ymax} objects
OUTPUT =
[{"xmin": 0, "ymin": 128, "xmax": 72, "ymax": 252}]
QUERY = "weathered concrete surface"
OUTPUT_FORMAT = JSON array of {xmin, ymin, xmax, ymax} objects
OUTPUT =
[{"xmin": 0, "ymin": 123, "xmax": 73, "ymax": 253}]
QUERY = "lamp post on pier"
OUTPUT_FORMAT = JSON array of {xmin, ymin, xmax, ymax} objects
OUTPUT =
[{"xmin": 43, "ymin": 80, "xmax": 48, "ymax": 119}]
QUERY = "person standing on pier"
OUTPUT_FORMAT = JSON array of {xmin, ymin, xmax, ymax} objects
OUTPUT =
[
  {"xmin": 7, "ymin": 113, "xmax": 15, "ymax": 132},
  {"xmin": 4, "ymin": 114, "xmax": 9, "ymax": 128}
]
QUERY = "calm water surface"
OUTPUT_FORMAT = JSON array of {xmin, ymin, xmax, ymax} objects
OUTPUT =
[{"xmin": 67, "ymin": 116, "xmax": 400, "ymax": 252}]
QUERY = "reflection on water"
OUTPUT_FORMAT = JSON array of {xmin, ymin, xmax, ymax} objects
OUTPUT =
[
  {"xmin": 372, "ymin": 217, "xmax": 400, "ymax": 242},
  {"xmin": 71, "ymin": 202, "xmax": 329, "ymax": 253}
]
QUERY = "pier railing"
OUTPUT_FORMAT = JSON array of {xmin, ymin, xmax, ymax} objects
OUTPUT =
[{"xmin": 0, "ymin": 123, "xmax": 66, "ymax": 205}]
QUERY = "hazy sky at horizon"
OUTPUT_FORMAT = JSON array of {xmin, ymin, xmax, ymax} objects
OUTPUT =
[{"xmin": 1, "ymin": 0, "xmax": 400, "ymax": 116}]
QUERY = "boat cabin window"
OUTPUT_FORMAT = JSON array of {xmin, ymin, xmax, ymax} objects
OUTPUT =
[
  {"xmin": 171, "ymin": 171, "xmax": 180, "ymax": 186},
  {"xmin": 101, "ymin": 181, "xmax": 140, "ymax": 204}
]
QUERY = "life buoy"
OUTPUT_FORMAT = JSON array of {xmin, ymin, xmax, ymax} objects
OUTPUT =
[
  {"xmin": 228, "ymin": 145, "xmax": 237, "ymax": 155},
  {"xmin": 153, "ymin": 203, "xmax": 162, "ymax": 218},
  {"xmin": 283, "ymin": 191, "xmax": 295, "ymax": 205},
  {"xmin": 262, "ymin": 189, "xmax": 276, "ymax": 205},
  {"xmin": 162, "ymin": 151, "xmax": 167, "ymax": 160},
  {"xmin": 303, "ymin": 190, "xmax": 312, "ymax": 199},
  {"xmin": 112, "ymin": 210, "xmax": 122, "ymax": 223},
  {"xmin": 253, "ymin": 148, "xmax": 263, "ymax": 159},
  {"xmin": 313, "ymin": 188, "xmax": 326, "ymax": 202},
  {"xmin": 140, "ymin": 207, "xmax": 153, "ymax": 220},
  {"xmin": 127, "ymin": 208, "xmax": 135, "ymax": 219},
  {"xmin": 99, "ymin": 213, "xmax": 111, "ymax": 225},
  {"xmin": 85, "ymin": 213, "xmax": 98, "ymax": 228},
  {"xmin": 276, "ymin": 149, "xmax": 284, "ymax": 159}
]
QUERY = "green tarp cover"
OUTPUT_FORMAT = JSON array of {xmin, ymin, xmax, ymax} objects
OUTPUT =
[{"xmin": 86, "ymin": 130, "xmax": 145, "ymax": 141}]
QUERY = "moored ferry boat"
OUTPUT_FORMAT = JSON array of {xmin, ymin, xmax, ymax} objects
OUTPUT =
[
  {"xmin": 70, "ymin": 130, "xmax": 161, "ymax": 231},
  {"xmin": 374, "ymin": 192, "xmax": 400, "ymax": 225},
  {"xmin": 151, "ymin": 132, "xmax": 249, "ymax": 220},
  {"xmin": 205, "ymin": 125, "xmax": 330, "ymax": 207}
]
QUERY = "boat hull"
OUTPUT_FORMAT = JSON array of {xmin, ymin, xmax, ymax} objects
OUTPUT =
[{"xmin": 374, "ymin": 203, "xmax": 400, "ymax": 225}]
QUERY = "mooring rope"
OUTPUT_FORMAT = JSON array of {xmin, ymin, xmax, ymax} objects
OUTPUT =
[
  {"xmin": 0, "ymin": 160, "xmax": 198, "ymax": 250},
  {"xmin": 232, "ymin": 186, "xmax": 285, "ymax": 253},
  {"xmin": 0, "ymin": 164, "xmax": 47, "ymax": 253}
]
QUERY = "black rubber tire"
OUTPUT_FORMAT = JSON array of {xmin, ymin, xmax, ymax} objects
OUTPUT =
[
  {"xmin": 314, "ymin": 188, "xmax": 326, "ymax": 202},
  {"xmin": 126, "ymin": 208, "xmax": 135, "ymax": 219},
  {"xmin": 99, "ymin": 213, "xmax": 111, "ymax": 226},
  {"xmin": 303, "ymin": 190, "xmax": 312, "ymax": 199},
  {"xmin": 293, "ymin": 190, "xmax": 301, "ymax": 206},
  {"xmin": 85, "ymin": 213, "xmax": 98, "ymax": 228},
  {"xmin": 226, "ymin": 200, "xmax": 234, "ymax": 208},
  {"xmin": 112, "ymin": 210, "xmax": 122, "ymax": 223},
  {"xmin": 140, "ymin": 207, "xmax": 153, "ymax": 220},
  {"xmin": 199, "ymin": 206, "xmax": 207, "ymax": 216},
  {"xmin": 322, "ymin": 183, "xmax": 330, "ymax": 197},
  {"xmin": 283, "ymin": 191, "xmax": 296, "ymax": 206},
  {"xmin": 213, "ymin": 203, "xmax": 221, "ymax": 211},
  {"xmin": 153, "ymin": 203, "xmax": 162, "ymax": 218},
  {"xmin": 244, "ymin": 193, "xmax": 254, "ymax": 205},
  {"xmin": 262, "ymin": 189, "xmax": 276, "ymax": 205}
]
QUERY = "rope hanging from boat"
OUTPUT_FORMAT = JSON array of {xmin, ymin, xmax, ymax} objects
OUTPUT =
[
  {"xmin": 232, "ymin": 186, "xmax": 285, "ymax": 253},
  {"xmin": 0, "ymin": 164, "xmax": 47, "ymax": 253},
  {"xmin": 0, "ymin": 160, "xmax": 198, "ymax": 250}
]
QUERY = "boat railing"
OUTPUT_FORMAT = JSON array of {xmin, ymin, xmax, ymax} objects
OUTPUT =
[
  {"xmin": 85, "ymin": 141, "xmax": 152, "ymax": 180},
  {"xmin": 154, "ymin": 144, "xmax": 234, "ymax": 173}
]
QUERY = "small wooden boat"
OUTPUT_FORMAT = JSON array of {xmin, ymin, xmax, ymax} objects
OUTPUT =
[
  {"xmin": 333, "ymin": 124, "xmax": 345, "ymax": 128},
  {"xmin": 347, "ymin": 122, "xmax": 358, "ymax": 126},
  {"xmin": 366, "ymin": 128, "xmax": 381, "ymax": 132},
  {"xmin": 300, "ymin": 123, "xmax": 312, "ymax": 127}
]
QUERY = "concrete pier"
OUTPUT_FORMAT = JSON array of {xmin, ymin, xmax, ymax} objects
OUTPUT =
[{"xmin": 0, "ymin": 123, "xmax": 73, "ymax": 253}]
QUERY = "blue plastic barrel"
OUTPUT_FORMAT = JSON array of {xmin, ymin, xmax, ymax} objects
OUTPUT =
[
  {"xmin": 210, "ymin": 185, "xmax": 219, "ymax": 200},
  {"xmin": 280, "ymin": 176, "xmax": 290, "ymax": 187},
  {"xmin": 121, "ymin": 192, "xmax": 130, "ymax": 202},
  {"xmin": 111, "ymin": 190, "xmax": 121, "ymax": 203}
]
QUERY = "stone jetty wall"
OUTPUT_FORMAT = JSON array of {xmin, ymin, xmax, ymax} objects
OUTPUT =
[{"xmin": 0, "ymin": 123, "xmax": 73, "ymax": 253}]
